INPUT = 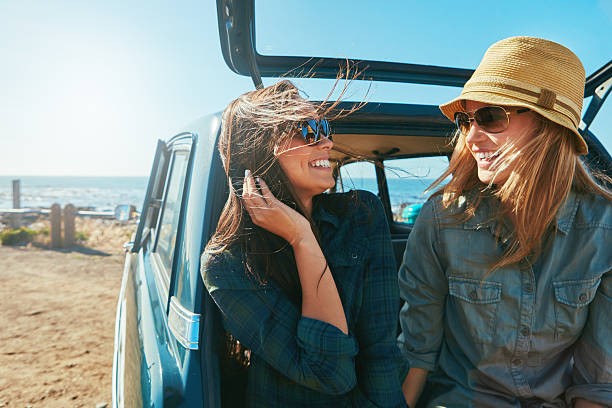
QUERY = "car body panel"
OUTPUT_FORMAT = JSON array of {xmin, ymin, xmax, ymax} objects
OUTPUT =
[
  {"xmin": 216, "ymin": 0, "xmax": 474, "ymax": 89},
  {"xmin": 112, "ymin": 252, "xmax": 144, "ymax": 408},
  {"xmin": 113, "ymin": 115, "xmax": 224, "ymax": 407}
]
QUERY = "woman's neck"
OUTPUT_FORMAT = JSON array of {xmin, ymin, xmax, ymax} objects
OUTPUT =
[{"xmin": 297, "ymin": 193, "xmax": 313, "ymax": 217}]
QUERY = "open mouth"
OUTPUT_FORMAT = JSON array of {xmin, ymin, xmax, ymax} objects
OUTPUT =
[
  {"xmin": 474, "ymin": 151, "xmax": 500, "ymax": 162},
  {"xmin": 309, "ymin": 159, "xmax": 331, "ymax": 168}
]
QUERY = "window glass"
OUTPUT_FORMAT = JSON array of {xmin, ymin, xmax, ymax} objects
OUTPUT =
[
  {"xmin": 586, "ymin": 93, "xmax": 612, "ymax": 154},
  {"xmin": 384, "ymin": 156, "xmax": 449, "ymax": 223},
  {"xmin": 174, "ymin": 255, "xmax": 191, "ymax": 311},
  {"xmin": 155, "ymin": 151, "xmax": 189, "ymax": 276},
  {"xmin": 147, "ymin": 151, "xmax": 170, "ymax": 231},
  {"xmin": 337, "ymin": 161, "xmax": 378, "ymax": 195}
]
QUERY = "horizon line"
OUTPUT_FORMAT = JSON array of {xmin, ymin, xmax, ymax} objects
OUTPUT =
[{"xmin": 0, "ymin": 174, "xmax": 149, "ymax": 178}]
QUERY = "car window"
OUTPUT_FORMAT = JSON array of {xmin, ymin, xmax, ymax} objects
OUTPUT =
[
  {"xmin": 337, "ymin": 161, "xmax": 378, "ymax": 195},
  {"xmin": 132, "ymin": 141, "xmax": 170, "ymax": 252},
  {"xmin": 587, "ymin": 94, "xmax": 612, "ymax": 154},
  {"xmin": 155, "ymin": 150, "xmax": 190, "ymax": 277},
  {"xmin": 173, "ymin": 243, "xmax": 192, "ymax": 312},
  {"xmin": 384, "ymin": 156, "xmax": 449, "ymax": 224}
]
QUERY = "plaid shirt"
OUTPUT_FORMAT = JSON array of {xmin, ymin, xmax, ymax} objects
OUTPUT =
[{"xmin": 202, "ymin": 190, "xmax": 409, "ymax": 407}]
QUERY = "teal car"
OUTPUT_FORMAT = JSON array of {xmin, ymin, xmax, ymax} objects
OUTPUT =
[{"xmin": 112, "ymin": 1, "xmax": 612, "ymax": 406}]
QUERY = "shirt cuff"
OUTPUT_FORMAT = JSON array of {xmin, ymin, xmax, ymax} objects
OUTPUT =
[
  {"xmin": 398, "ymin": 342, "xmax": 438, "ymax": 372},
  {"xmin": 297, "ymin": 317, "xmax": 358, "ymax": 357},
  {"xmin": 565, "ymin": 384, "xmax": 612, "ymax": 406}
]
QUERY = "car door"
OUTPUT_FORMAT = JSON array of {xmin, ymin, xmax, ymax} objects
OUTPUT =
[{"xmin": 114, "ymin": 134, "xmax": 200, "ymax": 407}]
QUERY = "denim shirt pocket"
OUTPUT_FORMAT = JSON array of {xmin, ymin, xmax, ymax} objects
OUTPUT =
[
  {"xmin": 553, "ymin": 276, "xmax": 601, "ymax": 340},
  {"xmin": 448, "ymin": 276, "xmax": 502, "ymax": 344}
]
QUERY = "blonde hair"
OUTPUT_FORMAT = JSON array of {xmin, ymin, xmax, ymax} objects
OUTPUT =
[{"xmin": 430, "ymin": 115, "xmax": 612, "ymax": 271}]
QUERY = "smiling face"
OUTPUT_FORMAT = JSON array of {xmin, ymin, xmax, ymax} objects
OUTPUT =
[
  {"xmin": 275, "ymin": 132, "xmax": 335, "ymax": 206},
  {"xmin": 464, "ymin": 100, "xmax": 539, "ymax": 185}
]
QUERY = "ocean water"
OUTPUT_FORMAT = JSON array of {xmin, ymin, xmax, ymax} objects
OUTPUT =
[
  {"xmin": 339, "ymin": 177, "xmax": 438, "ymax": 210},
  {"xmin": 0, "ymin": 176, "xmax": 149, "ymax": 211},
  {"xmin": 0, "ymin": 175, "xmax": 436, "ymax": 212}
]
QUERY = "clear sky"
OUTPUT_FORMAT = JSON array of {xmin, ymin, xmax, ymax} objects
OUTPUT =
[{"xmin": 1, "ymin": 0, "xmax": 610, "ymax": 176}]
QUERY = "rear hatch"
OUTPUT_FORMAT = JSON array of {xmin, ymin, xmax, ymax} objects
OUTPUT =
[{"xmin": 216, "ymin": 0, "xmax": 611, "ymax": 169}]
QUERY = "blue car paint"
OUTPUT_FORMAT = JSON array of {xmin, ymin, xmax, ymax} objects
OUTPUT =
[{"xmin": 113, "ymin": 113, "xmax": 224, "ymax": 407}]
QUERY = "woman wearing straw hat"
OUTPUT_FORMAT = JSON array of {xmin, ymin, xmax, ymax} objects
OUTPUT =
[{"xmin": 398, "ymin": 37, "xmax": 612, "ymax": 407}]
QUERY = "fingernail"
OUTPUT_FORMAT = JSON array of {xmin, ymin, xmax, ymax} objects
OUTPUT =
[{"xmin": 244, "ymin": 169, "xmax": 251, "ymax": 178}]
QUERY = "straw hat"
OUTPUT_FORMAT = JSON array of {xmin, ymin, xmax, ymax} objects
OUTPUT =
[{"xmin": 439, "ymin": 36, "xmax": 588, "ymax": 154}]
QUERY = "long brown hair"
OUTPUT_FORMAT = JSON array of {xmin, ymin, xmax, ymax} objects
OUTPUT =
[
  {"xmin": 204, "ymin": 78, "xmax": 360, "ymax": 369},
  {"xmin": 206, "ymin": 79, "xmax": 358, "ymax": 292},
  {"xmin": 429, "ymin": 113, "xmax": 612, "ymax": 272}
]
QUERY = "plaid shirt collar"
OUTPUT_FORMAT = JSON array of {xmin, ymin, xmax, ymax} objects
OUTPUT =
[{"xmin": 312, "ymin": 196, "xmax": 340, "ymax": 229}]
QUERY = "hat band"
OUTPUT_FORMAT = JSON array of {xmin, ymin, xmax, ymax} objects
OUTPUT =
[{"xmin": 465, "ymin": 77, "xmax": 581, "ymax": 126}]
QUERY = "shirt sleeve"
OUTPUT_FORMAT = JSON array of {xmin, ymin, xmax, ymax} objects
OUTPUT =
[
  {"xmin": 201, "ymin": 250, "xmax": 358, "ymax": 396},
  {"xmin": 566, "ymin": 269, "xmax": 612, "ymax": 406},
  {"xmin": 350, "ymin": 191, "xmax": 409, "ymax": 407},
  {"xmin": 397, "ymin": 197, "xmax": 448, "ymax": 372}
]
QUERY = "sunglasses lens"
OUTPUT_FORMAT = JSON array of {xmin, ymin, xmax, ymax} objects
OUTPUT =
[
  {"xmin": 474, "ymin": 107, "xmax": 508, "ymax": 133},
  {"xmin": 299, "ymin": 118, "xmax": 332, "ymax": 144},
  {"xmin": 307, "ymin": 119, "xmax": 320, "ymax": 142},
  {"xmin": 454, "ymin": 112, "xmax": 471, "ymax": 134},
  {"xmin": 320, "ymin": 119, "xmax": 329, "ymax": 137},
  {"xmin": 306, "ymin": 133, "xmax": 318, "ymax": 144}
]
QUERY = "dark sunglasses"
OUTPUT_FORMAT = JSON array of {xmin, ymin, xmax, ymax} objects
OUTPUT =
[
  {"xmin": 454, "ymin": 106, "xmax": 530, "ymax": 134},
  {"xmin": 298, "ymin": 118, "xmax": 331, "ymax": 144}
]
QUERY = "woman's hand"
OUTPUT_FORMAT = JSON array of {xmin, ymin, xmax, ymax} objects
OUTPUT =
[
  {"xmin": 402, "ymin": 367, "xmax": 428, "ymax": 407},
  {"xmin": 242, "ymin": 169, "xmax": 311, "ymax": 246},
  {"xmin": 243, "ymin": 169, "xmax": 348, "ymax": 334}
]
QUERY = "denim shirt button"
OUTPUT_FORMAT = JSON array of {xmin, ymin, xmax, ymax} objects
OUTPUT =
[
  {"xmin": 524, "ymin": 284, "xmax": 533, "ymax": 293},
  {"xmin": 351, "ymin": 253, "xmax": 358, "ymax": 259},
  {"xmin": 512, "ymin": 358, "xmax": 522, "ymax": 366},
  {"xmin": 578, "ymin": 293, "xmax": 588, "ymax": 302},
  {"xmin": 520, "ymin": 327, "xmax": 530, "ymax": 337},
  {"xmin": 468, "ymin": 290, "xmax": 478, "ymax": 300}
]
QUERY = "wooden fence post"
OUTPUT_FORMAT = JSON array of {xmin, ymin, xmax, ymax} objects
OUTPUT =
[
  {"xmin": 63, "ymin": 204, "xmax": 75, "ymax": 248},
  {"xmin": 12, "ymin": 180, "xmax": 20, "ymax": 208},
  {"xmin": 50, "ymin": 203, "xmax": 62, "ymax": 248},
  {"xmin": 10, "ymin": 179, "xmax": 21, "ymax": 229}
]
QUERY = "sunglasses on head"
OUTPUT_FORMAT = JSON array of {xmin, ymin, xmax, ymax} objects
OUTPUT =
[
  {"xmin": 454, "ymin": 106, "xmax": 530, "ymax": 134},
  {"xmin": 298, "ymin": 118, "xmax": 331, "ymax": 144}
]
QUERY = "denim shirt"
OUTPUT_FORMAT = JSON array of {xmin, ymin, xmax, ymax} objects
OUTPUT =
[
  {"xmin": 202, "ymin": 190, "xmax": 409, "ymax": 407},
  {"xmin": 398, "ymin": 189, "xmax": 612, "ymax": 407}
]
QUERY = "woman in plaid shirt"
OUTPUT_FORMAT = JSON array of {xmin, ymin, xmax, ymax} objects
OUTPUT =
[{"xmin": 201, "ymin": 80, "xmax": 409, "ymax": 407}]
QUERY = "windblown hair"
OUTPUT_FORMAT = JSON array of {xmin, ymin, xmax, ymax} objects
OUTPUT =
[
  {"xmin": 206, "ymin": 79, "xmax": 355, "ymax": 292},
  {"xmin": 429, "ymin": 113, "xmax": 612, "ymax": 272},
  {"xmin": 204, "ymin": 78, "xmax": 360, "ymax": 370}
]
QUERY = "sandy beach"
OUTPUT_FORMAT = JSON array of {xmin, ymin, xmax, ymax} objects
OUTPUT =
[{"xmin": 0, "ymin": 218, "xmax": 135, "ymax": 408}]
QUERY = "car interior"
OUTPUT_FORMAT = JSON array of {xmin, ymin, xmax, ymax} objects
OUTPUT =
[{"xmin": 327, "ymin": 102, "xmax": 455, "ymax": 267}]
